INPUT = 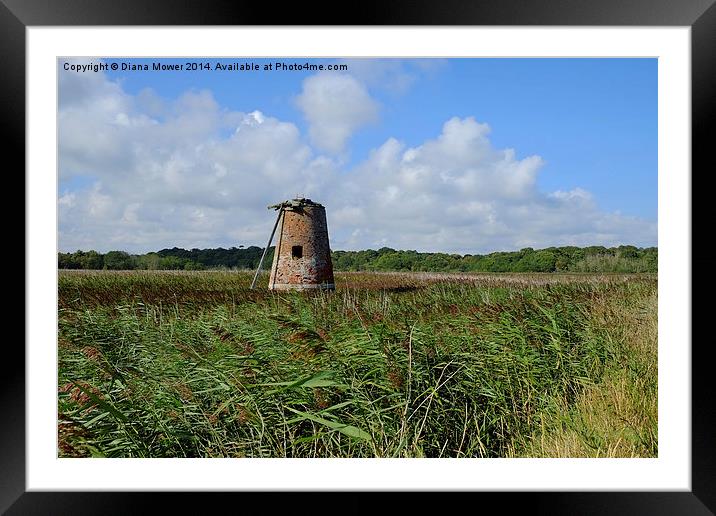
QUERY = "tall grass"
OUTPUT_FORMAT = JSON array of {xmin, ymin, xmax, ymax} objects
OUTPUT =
[
  {"xmin": 570, "ymin": 253, "xmax": 655, "ymax": 273},
  {"xmin": 58, "ymin": 270, "xmax": 657, "ymax": 457},
  {"xmin": 517, "ymin": 290, "xmax": 658, "ymax": 457}
]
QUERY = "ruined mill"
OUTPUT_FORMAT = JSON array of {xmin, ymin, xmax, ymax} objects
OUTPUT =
[{"xmin": 250, "ymin": 198, "xmax": 335, "ymax": 291}]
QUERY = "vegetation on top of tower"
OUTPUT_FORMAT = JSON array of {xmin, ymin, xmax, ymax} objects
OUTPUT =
[{"xmin": 268, "ymin": 198, "xmax": 324, "ymax": 211}]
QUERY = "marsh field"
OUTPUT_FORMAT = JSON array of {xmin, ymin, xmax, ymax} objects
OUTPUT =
[{"xmin": 58, "ymin": 270, "xmax": 657, "ymax": 458}]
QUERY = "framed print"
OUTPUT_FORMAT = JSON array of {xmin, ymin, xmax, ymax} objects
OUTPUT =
[{"xmin": 7, "ymin": 0, "xmax": 715, "ymax": 513}]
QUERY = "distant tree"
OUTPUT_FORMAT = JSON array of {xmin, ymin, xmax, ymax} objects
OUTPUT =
[
  {"xmin": 58, "ymin": 245, "xmax": 658, "ymax": 273},
  {"xmin": 58, "ymin": 252, "xmax": 81, "ymax": 269},
  {"xmin": 136, "ymin": 253, "xmax": 161, "ymax": 270},
  {"xmin": 616, "ymin": 245, "xmax": 639, "ymax": 259},
  {"xmin": 584, "ymin": 245, "xmax": 609, "ymax": 257},
  {"xmin": 79, "ymin": 250, "xmax": 104, "ymax": 269},
  {"xmin": 158, "ymin": 256, "xmax": 186, "ymax": 270},
  {"xmin": 103, "ymin": 251, "xmax": 135, "ymax": 270}
]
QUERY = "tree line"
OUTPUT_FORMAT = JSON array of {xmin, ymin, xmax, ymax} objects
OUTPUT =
[{"xmin": 58, "ymin": 245, "xmax": 657, "ymax": 273}]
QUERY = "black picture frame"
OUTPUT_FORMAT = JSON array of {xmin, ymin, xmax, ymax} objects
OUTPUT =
[{"xmin": 6, "ymin": 0, "xmax": 714, "ymax": 513}]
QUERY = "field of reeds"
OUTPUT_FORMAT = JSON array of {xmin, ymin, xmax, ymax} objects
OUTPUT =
[{"xmin": 58, "ymin": 270, "xmax": 657, "ymax": 458}]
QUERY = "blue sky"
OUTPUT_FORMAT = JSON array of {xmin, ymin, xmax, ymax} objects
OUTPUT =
[{"xmin": 59, "ymin": 58, "xmax": 657, "ymax": 253}]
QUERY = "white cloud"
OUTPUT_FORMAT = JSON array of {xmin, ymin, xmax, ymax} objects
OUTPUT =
[
  {"xmin": 324, "ymin": 117, "xmax": 656, "ymax": 253},
  {"xmin": 337, "ymin": 59, "xmax": 447, "ymax": 94},
  {"xmin": 59, "ymin": 69, "xmax": 339, "ymax": 252},
  {"xmin": 58, "ymin": 67, "xmax": 656, "ymax": 255},
  {"xmin": 294, "ymin": 72, "xmax": 379, "ymax": 154}
]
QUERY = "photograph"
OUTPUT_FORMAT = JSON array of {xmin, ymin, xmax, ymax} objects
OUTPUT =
[
  {"xmin": 56, "ymin": 56, "xmax": 659, "ymax": 459},
  {"xmin": 1, "ymin": 0, "xmax": 709, "ymax": 505}
]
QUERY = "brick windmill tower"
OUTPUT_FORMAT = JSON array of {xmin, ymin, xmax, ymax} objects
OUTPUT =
[{"xmin": 250, "ymin": 198, "xmax": 335, "ymax": 291}]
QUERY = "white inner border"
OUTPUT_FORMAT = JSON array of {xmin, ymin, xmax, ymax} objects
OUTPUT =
[{"xmin": 27, "ymin": 27, "xmax": 690, "ymax": 491}]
